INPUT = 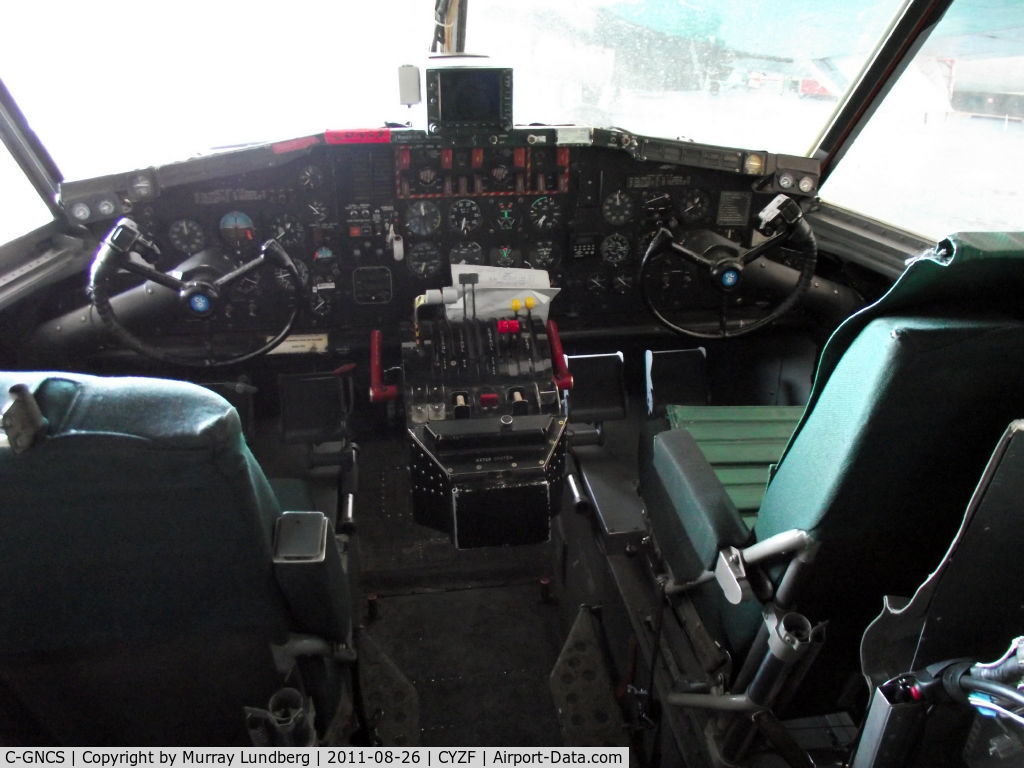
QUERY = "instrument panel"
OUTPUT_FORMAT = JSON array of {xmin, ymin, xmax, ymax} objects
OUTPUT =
[{"xmin": 59, "ymin": 128, "xmax": 820, "ymax": 342}]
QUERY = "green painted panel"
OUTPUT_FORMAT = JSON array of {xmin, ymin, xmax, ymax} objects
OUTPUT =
[
  {"xmin": 685, "ymin": 421, "xmax": 801, "ymax": 441},
  {"xmin": 713, "ymin": 466, "xmax": 771, "ymax": 486},
  {"xmin": 665, "ymin": 403, "xmax": 804, "ymax": 517},
  {"xmin": 668, "ymin": 405, "xmax": 805, "ymax": 426}
]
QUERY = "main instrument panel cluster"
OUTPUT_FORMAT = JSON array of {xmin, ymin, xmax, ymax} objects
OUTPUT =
[{"xmin": 59, "ymin": 127, "xmax": 819, "ymax": 340}]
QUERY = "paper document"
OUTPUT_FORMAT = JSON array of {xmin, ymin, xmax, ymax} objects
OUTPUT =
[{"xmin": 448, "ymin": 264, "xmax": 560, "ymax": 322}]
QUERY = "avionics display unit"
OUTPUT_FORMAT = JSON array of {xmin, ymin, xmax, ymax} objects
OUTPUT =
[{"xmin": 426, "ymin": 67, "xmax": 514, "ymax": 135}]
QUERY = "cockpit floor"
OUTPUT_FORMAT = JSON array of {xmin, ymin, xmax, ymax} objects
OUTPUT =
[
  {"xmin": 355, "ymin": 438, "xmax": 566, "ymax": 746},
  {"xmin": 364, "ymin": 584, "xmax": 565, "ymax": 746}
]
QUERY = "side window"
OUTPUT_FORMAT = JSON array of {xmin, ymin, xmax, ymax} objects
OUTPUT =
[
  {"xmin": 821, "ymin": 0, "xmax": 1023, "ymax": 239},
  {"xmin": 0, "ymin": 141, "xmax": 54, "ymax": 244}
]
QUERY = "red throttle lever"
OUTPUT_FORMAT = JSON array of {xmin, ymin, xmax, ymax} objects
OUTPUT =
[
  {"xmin": 546, "ymin": 319, "xmax": 573, "ymax": 391},
  {"xmin": 368, "ymin": 329, "xmax": 398, "ymax": 403}
]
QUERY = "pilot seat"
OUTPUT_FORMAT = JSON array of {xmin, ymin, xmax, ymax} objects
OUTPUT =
[
  {"xmin": 629, "ymin": 232, "xmax": 1024, "ymax": 756},
  {"xmin": 0, "ymin": 372, "xmax": 354, "ymax": 746}
]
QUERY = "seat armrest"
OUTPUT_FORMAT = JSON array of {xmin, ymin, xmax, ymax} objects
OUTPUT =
[
  {"xmin": 649, "ymin": 429, "xmax": 752, "ymax": 573},
  {"xmin": 273, "ymin": 511, "xmax": 351, "ymax": 641}
]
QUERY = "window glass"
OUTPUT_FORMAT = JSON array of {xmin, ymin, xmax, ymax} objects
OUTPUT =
[
  {"xmin": 0, "ymin": 1, "xmax": 431, "ymax": 181},
  {"xmin": 822, "ymin": 0, "xmax": 1024, "ymax": 239},
  {"xmin": 469, "ymin": 0, "xmax": 904, "ymax": 156},
  {"xmin": 0, "ymin": 142, "xmax": 53, "ymax": 244}
]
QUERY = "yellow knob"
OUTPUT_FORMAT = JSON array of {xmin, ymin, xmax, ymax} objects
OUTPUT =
[
  {"xmin": 524, "ymin": 296, "xmax": 536, "ymax": 310},
  {"xmin": 511, "ymin": 299, "xmax": 522, "ymax": 312}
]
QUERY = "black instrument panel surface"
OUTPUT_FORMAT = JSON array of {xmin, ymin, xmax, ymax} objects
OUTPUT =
[{"xmin": 58, "ymin": 129, "xmax": 815, "ymax": 345}]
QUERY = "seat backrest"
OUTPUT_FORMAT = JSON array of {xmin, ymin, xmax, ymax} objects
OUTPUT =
[
  {"xmin": 0, "ymin": 372, "xmax": 296, "ymax": 745},
  {"xmin": 748, "ymin": 310, "xmax": 1024, "ymax": 699}
]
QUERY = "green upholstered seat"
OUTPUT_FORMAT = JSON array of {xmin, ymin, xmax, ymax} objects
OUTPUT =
[
  {"xmin": 0, "ymin": 371, "xmax": 349, "ymax": 745},
  {"xmin": 645, "ymin": 233, "xmax": 1024, "ymax": 702}
]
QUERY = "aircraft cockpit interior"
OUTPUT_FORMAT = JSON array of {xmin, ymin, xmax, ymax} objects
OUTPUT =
[{"xmin": 1, "ymin": 0, "xmax": 1023, "ymax": 764}]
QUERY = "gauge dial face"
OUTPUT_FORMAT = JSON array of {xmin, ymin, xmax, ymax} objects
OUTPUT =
[
  {"xmin": 449, "ymin": 241, "xmax": 484, "ymax": 265},
  {"xmin": 642, "ymin": 191, "xmax": 674, "ymax": 224},
  {"xmin": 680, "ymin": 188, "xmax": 712, "ymax": 222},
  {"xmin": 528, "ymin": 196, "xmax": 561, "ymax": 231},
  {"xmin": 612, "ymin": 275, "xmax": 635, "ymax": 295},
  {"xmin": 587, "ymin": 274, "xmax": 609, "ymax": 294},
  {"xmin": 637, "ymin": 230, "xmax": 658, "ymax": 260},
  {"xmin": 600, "ymin": 233, "xmax": 631, "ymax": 265},
  {"xmin": 306, "ymin": 199, "xmax": 330, "ymax": 223},
  {"xmin": 298, "ymin": 164, "xmax": 323, "ymax": 190},
  {"xmin": 494, "ymin": 201, "xmax": 518, "ymax": 231},
  {"xmin": 602, "ymin": 190, "xmax": 635, "ymax": 226},
  {"xmin": 529, "ymin": 241, "xmax": 560, "ymax": 269},
  {"xmin": 490, "ymin": 164, "xmax": 513, "ymax": 188},
  {"xmin": 129, "ymin": 174, "xmax": 155, "ymax": 199},
  {"xmin": 274, "ymin": 259, "xmax": 310, "ymax": 290},
  {"xmin": 447, "ymin": 199, "xmax": 482, "ymax": 235},
  {"xmin": 168, "ymin": 218, "xmax": 208, "ymax": 254},
  {"xmin": 219, "ymin": 211, "xmax": 256, "ymax": 248},
  {"xmin": 491, "ymin": 245, "xmax": 518, "ymax": 268},
  {"xmin": 230, "ymin": 270, "xmax": 263, "ymax": 299},
  {"xmin": 313, "ymin": 246, "xmax": 336, "ymax": 263},
  {"xmin": 310, "ymin": 286, "xmax": 333, "ymax": 316},
  {"xmin": 405, "ymin": 201, "xmax": 442, "ymax": 236},
  {"xmin": 270, "ymin": 214, "xmax": 306, "ymax": 248},
  {"xmin": 408, "ymin": 242, "xmax": 443, "ymax": 278},
  {"xmin": 417, "ymin": 166, "xmax": 441, "ymax": 190}
]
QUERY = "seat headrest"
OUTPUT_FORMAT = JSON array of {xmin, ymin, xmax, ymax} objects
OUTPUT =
[{"xmin": 0, "ymin": 371, "xmax": 241, "ymax": 450}]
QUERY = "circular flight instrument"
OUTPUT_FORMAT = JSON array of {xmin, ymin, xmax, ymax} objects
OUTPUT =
[
  {"xmin": 679, "ymin": 188, "xmax": 712, "ymax": 222},
  {"xmin": 612, "ymin": 275, "xmax": 635, "ymax": 295},
  {"xmin": 494, "ymin": 201, "xmax": 518, "ymax": 231},
  {"xmin": 408, "ymin": 242, "xmax": 443, "ymax": 277},
  {"xmin": 636, "ymin": 230, "xmax": 658, "ymax": 260},
  {"xmin": 405, "ymin": 201, "xmax": 442, "ymax": 236},
  {"xmin": 600, "ymin": 233, "xmax": 631, "ymax": 265},
  {"xmin": 528, "ymin": 241, "xmax": 560, "ymax": 269},
  {"xmin": 270, "ymin": 214, "xmax": 306, "ymax": 248},
  {"xmin": 491, "ymin": 245, "xmax": 518, "ymax": 268},
  {"xmin": 448, "ymin": 199, "xmax": 482, "ymax": 235},
  {"xmin": 306, "ymin": 200, "xmax": 330, "ymax": 223},
  {"xmin": 230, "ymin": 270, "xmax": 262, "ymax": 299},
  {"xmin": 219, "ymin": 211, "xmax": 256, "ymax": 248},
  {"xmin": 309, "ymin": 286, "xmax": 333, "ymax": 317},
  {"xmin": 297, "ymin": 164, "xmax": 323, "ymax": 190},
  {"xmin": 168, "ymin": 218, "xmax": 208, "ymax": 255},
  {"xmin": 490, "ymin": 164, "xmax": 513, "ymax": 188},
  {"xmin": 642, "ymin": 191, "xmax": 674, "ymax": 224},
  {"xmin": 275, "ymin": 259, "xmax": 310, "ymax": 290},
  {"xmin": 602, "ymin": 190, "xmax": 635, "ymax": 226},
  {"xmin": 313, "ymin": 246, "xmax": 336, "ymax": 264},
  {"xmin": 528, "ymin": 196, "xmax": 561, "ymax": 231},
  {"xmin": 417, "ymin": 167, "xmax": 441, "ymax": 190},
  {"xmin": 449, "ymin": 241, "xmax": 484, "ymax": 265}
]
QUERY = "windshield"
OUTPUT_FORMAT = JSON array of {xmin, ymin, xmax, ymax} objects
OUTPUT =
[
  {"xmin": 468, "ymin": 0, "xmax": 904, "ymax": 155},
  {"xmin": 2, "ymin": 0, "xmax": 905, "ymax": 183},
  {"xmin": 1, "ymin": 1, "xmax": 431, "ymax": 181}
]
